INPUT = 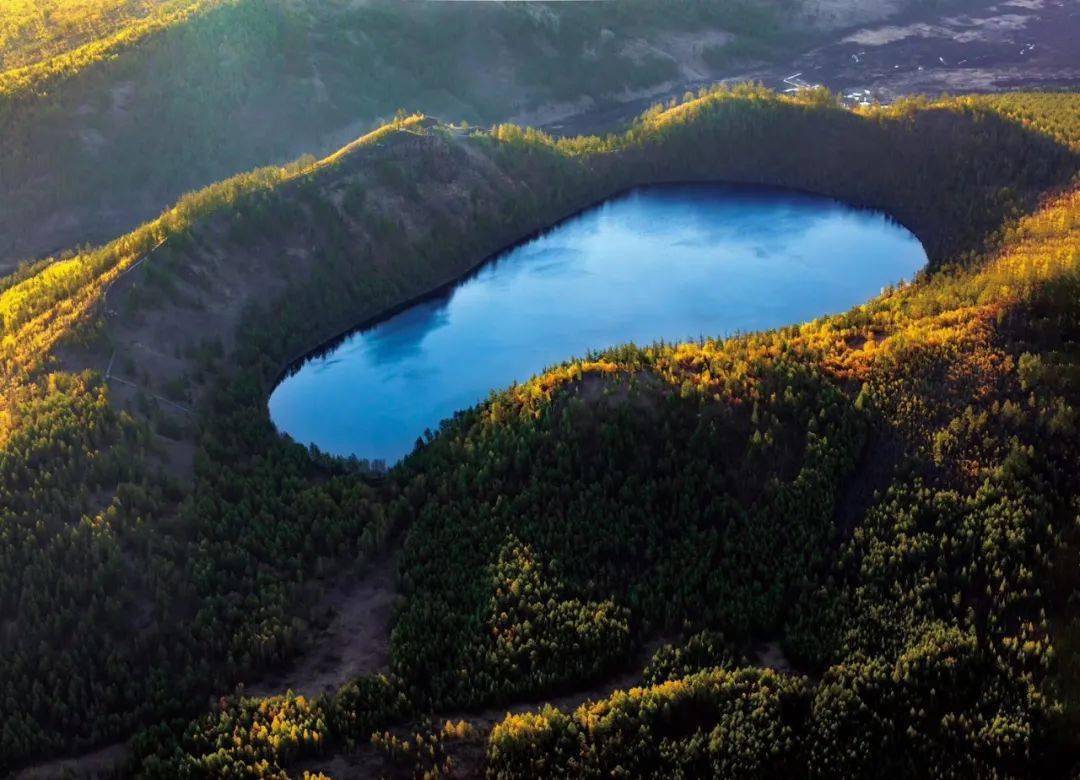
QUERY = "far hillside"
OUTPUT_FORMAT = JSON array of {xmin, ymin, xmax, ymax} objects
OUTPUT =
[
  {"xmin": 0, "ymin": 0, "xmax": 962, "ymax": 272},
  {"xmin": 0, "ymin": 1, "xmax": 203, "ymax": 72}
]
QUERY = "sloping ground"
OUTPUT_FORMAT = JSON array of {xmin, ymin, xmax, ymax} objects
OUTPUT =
[
  {"xmin": 0, "ymin": 109, "xmax": 612, "ymax": 770},
  {"xmin": 0, "ymin": 0, "xmax": 218, "ymax": 97},
  {"xmin": 0, "ymin": 0, "xmax": 974, "ymax": 271},
  {"xmin": 13, "ymin": 742, "xmax": 128, "ymax": 780},
  {"xmin": 52, "ymin": 118, "xmax": 593, "ymax": 452},
  {"xmin": 0, "ymin": 0, "xmax": 204, "ymax": 72},
  {"xmin": 482, "ymin": 180, "xmax": 1080, "ymax": 777},
  {"xmin": 246, "ymin": 554, "xmax": 398, "ymax": 700},
  {"xmin": 779, "ymin": 0, "xmax": 1080, "ymax": 102},
  {"xmin": 1, "ymin": 89, "xmax": 1078, "ymax": 774}
]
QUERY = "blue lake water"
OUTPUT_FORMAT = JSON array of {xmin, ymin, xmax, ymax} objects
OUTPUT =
[{"xmin": 269, "ymin": 184, "xmax": 926, "ymax": 466}]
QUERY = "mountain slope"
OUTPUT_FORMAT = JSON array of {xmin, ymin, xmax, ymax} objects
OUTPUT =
[
  {"xmin": 0, "ymin": 0, "xmax": 207, "ymax": 73},
  {"xmin": 2, "ymin": 87, "xmax": 1078, "ymax": 774},
  {"xmin": 0, "ymin": 0, "xmax": 970, "ymax": 272}
]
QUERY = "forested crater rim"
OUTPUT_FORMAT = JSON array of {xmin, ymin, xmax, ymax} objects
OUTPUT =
[
  {"xmin": 270, "ymin": 180, "xmax": 927, "ymax": 388},
  {"xmin": 269, "ymin": 181, "xmax": 928, "ymax": 466}
]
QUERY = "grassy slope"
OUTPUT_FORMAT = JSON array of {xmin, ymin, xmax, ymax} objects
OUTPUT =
[
  {"xmin": 1, "ymin": 0, "xmax": 186, "ymax": 71},
  {"xmin": 0, "ymin": 0, "xmax": 947, "ymax": 271},
  {"xmin": 1, "ymin": 89, "xmax": 1078, "ymax": 773},
  {"xmin": 0, "ymin": 0, "xmax": 217, "ymax": 95}
]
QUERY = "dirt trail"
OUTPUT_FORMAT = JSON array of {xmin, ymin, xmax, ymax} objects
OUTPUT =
[
  {"xmin": 299, "ymin": 645, "xmax": 665, "ymax": 779},
  {"xmin": 300, "ymin": 635, "xmax": 797, "ymax": 777},
  {"xmin": 12, "ymin": 630, "xmax": 792, "ymax": 778},
  {"xmin": 248, "ymin": 554, "xmax": 399, "ymax": 699},
  {"xmin": 13, "ymin": 742, "xmax": 128, "ymax": 780},
  {"xmin": 10, "ymin": 556, "xmax": 399, "ymax": 778},
  {"xmin": 465, "ymin": 633, "xmax": 788, "ymax": 727}
]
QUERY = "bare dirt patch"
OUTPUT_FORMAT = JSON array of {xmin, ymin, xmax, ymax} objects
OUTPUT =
[
  {"xmin": 247, "ymin": 554, "xmax": 398, "ymax": 699},
  {"xmin": 755, "ymin": 640, "xmax": 794, "ymax": 673},
  {"xmin": 14, "ymin": 741, "xmax": 128, "ymax": 780},
  {"xmin": 621, "ymin": 29, "xmax": 735, "ymax": 82}
]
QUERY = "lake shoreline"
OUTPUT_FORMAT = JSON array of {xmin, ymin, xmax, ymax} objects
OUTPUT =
[
  {"xmin": 270, "ymin": 178, "xmax": 923, "ymax": 390},
  {"xmin": 270, "ymin": 182, "xmax": 927, "ymax": 464}
]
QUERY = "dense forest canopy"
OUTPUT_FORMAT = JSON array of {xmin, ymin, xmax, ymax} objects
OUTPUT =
[{"xmin": 0, "ymin": 84, "xmax": 1078, "ymax": 777}]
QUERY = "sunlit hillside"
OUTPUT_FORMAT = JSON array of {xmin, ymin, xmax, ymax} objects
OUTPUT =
[{"xmin": 0, "ymin": 0, "xmax": 208, "ymax": 72}]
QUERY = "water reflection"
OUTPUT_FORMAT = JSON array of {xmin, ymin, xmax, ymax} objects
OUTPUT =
[{"xmin": 270, "ymin": 183, "xmax": 927, "ymax": 465}]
